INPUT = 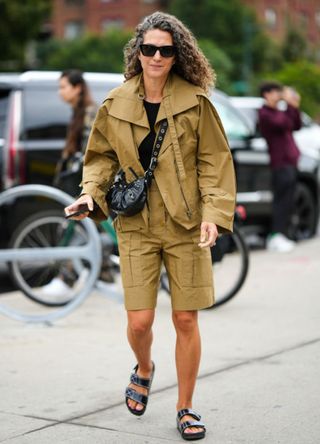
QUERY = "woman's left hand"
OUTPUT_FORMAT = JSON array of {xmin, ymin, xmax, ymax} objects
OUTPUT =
[{"xmin": 198, "ymin": 221, "xmax": 218, "ymax": 248}]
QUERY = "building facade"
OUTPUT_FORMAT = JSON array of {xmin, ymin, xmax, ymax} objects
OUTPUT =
[
  {"xmin": 51, "ymin": 0, "xmax": 167, "ymax": 39},
  {"xmin": 49, "ymin": 0, "xmax": 320, "ymax": 51},
  {"xmin": 242, "ymin": 0, "xmax": 320, "ymax": 46}
]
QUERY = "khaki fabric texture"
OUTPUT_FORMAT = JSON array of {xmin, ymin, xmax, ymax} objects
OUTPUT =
[
  {"xmin": 114, "ymin": 181, "xmax": 214, "ymax": 311},
  {"xmin": 82, "ymin": 73, "xmax": 236, "ymax": 233}
]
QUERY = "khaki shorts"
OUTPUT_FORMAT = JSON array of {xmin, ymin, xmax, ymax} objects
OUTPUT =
[{"xmin": 114, "ymin": 181, "xmax": 214, "ymax": 311}]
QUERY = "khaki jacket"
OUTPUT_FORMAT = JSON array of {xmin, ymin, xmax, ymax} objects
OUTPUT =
[{"xmin": 82, "ymin": 72, "xmax": 236, "ymax": 232}]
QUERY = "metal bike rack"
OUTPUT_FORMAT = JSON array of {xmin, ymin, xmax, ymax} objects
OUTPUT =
[{"xmin": 0, "ymin": 184, "xmax": 102, "ymax": 323}]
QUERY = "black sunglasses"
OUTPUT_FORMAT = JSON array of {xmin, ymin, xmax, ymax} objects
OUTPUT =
[{"xmin": 140, "ymin": 44, "xmax": 176, "ymax": 58}]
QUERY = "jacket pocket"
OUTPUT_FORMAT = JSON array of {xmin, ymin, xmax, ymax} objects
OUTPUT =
[
  {"xmin": 117, "ymin": 214, "xmax": 144, "ymax": 232},
  {"xmin": 118, "ymin": 232, "xmax": 143, "ymax": 287},
  {"xmin": 181, "ymin": 235, "xmax": 213, "ymax": 288}
]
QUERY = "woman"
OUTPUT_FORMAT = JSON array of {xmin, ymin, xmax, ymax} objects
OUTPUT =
[
  {"xmin": 65, "ymin": 12, "xmax": 236, "ymax": 441},
  {"xmin": 43, "ymin": 70, "xmax": 97, "ymax": 297},
  {"xmin": 55, "ymin": 69, "xmax": 97, "ymax": 197}
]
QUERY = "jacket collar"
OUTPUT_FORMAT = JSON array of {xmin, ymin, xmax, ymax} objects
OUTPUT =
[{"xmin": 106, "ymin": 72, "xmax": 204, "ymax": 127}]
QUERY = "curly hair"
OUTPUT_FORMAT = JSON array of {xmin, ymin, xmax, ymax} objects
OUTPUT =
[{"xmin": 124, "ymin": 12, "xmax": 216, "ymax": 93}]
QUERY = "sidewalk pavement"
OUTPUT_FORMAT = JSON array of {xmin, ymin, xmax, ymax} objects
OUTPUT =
[{"xmin": 1, "ymin": 238, "xmax": 320, "ymax": 444}]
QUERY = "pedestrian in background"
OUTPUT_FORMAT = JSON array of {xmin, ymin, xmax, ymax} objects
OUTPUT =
[
  {"xmin": 55, "ymin": 69, "xmax": 97, "ymax": 196},
  {"xmin": 43, "ymin": 70, "xmax": 97, "ymax": 297},
  {"xmin": 65, "ymin": 12, "xmax": 236, "ymax": 440},
  {"xmin": 258, "ymin": 81, "xmax": 301, "ymax": 252}
]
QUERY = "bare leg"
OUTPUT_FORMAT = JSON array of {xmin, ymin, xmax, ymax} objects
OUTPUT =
[
  {"xmin": 126, "ymin": 309, "xmax": 155, "ymax": 412},
  {"xmin": 172, "ymin": 310, "xmax": 204, "ymax": 435}
]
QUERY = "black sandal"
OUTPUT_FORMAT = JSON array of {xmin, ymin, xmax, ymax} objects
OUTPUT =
[
  {"xmin": 176, "ymin": 409, "xmax": 206, "ymax": 441},
  {"xmin": 125, "ymin": 361, "xmax": 155, "ymax": 416}
]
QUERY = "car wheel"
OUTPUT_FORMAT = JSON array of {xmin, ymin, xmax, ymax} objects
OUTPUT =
[{"xmin": 289, "ymin": 182, "xmax": 317, "ymax": 240}]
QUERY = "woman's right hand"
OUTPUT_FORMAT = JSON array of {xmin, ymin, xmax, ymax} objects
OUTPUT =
[{"xmin": 64, "ymin": 194, "xmax": 94, "ymax": 220}]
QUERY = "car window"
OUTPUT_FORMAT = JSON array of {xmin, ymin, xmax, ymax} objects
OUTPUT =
[
  {"xmin": 23, "ymin": 87, "xmax": 70, "ymax": 140},
  {"xmin": 238, "ymin": 107, "xmax": 258, "ymax": 125},
  {"xmin": 213, "ymin": 99, "xmax": 251, "ymax": 140},
  {"xmin": 22, "ymin": 82, "xmax": 121, "ymax": 141},
  {"xmin": 301, "ymin": 112, "xmax": 313, "ymax": 128},
  {"xmin": 90, "ymin": 82, "xmax": 122, "ymax": 104},
  {"xmin": 0, "ymin": 90, "xmax": 10, "ymax": 139}
]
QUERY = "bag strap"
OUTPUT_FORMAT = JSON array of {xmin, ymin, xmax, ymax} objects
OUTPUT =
[
  {"xmin": 144, "ymin": 119, "xmax": 168, "ymax": 186},
  {"xmin": 163, "ymin": 96, "xmax": 186, "ymax": 180}
]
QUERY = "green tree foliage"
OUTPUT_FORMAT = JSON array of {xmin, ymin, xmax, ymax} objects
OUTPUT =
[
  {"xmin": 282, "ymin": 27, "xmax": 308, "ymax": 63},
  {"xmin": 259, "ymin": 39, "xmax": 283, "ymax": 73},
  {"xmin": 169, "ymin": 0, "xmax": 273, "ymax": 91},
  {"xmin": 0, "ymin": 0, "xmax": 50, "ymax": 70},
  {"xmin": 265, "ymin": 61, "xmax": 320, "ymax": 118},
  {"xmin": 37, "ymin": 29, "xmax": 132, "ymax": 73},
  {"xmin": 198, "ymin": 39, "xmax": 233, "ymax": 92}
]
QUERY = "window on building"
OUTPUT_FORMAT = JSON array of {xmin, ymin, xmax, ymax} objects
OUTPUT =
[
  {"xmin": 299, "ymin": 11, "xmax": 309, "ymax": 28},
  {"xmin": 64, "ymin": 21, "xmax": 84, "ymax": 40},
  {"xmin": 65, "ymin": 0, "xmax": 84, "ymax": 5},
  {"xmin": 101, "ymin": 18, "xmax": 124, "ymax": 31},
  {"xmin": 316, "ymin": 11, "xmax": 320, "ymax": 27},
  {"xmin": 265, "ymin": 8, "xmax": 277, "ymax": 29}
]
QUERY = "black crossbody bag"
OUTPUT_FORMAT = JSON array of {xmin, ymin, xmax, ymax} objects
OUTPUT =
[{"xmin": 106, "ymin": 119, "xmax": 168, "ymax": 217}]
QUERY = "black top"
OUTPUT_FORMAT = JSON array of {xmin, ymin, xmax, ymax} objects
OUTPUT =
[{"xmin": 139, "ymin": 101, "xmax": 160, "ymax": 171}]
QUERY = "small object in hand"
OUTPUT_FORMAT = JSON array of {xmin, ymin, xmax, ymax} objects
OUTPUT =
[{"xmin": 65, "ymin": 203, "xmax": 90, "ymax": 219}]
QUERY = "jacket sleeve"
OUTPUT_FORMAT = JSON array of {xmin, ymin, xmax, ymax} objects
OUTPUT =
[
  {"xmin": 81, "ymin": 104, "xmax": 119, "ymax": 222},
  {"xmin": 286, "ymin": 105, "xmax": 302, "ymax": 131},
  {"xmin": 196, "ymin": 96, "xmax": 236, "ymax": 233},
  {"xmin": 259, "ymin": 106, "xmax": 301, "ymax": 133}
]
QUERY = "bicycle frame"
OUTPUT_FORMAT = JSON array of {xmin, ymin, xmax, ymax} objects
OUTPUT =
[
  {"xmin": 1, "ymin": 187, "xmax": 249, "ymax": 321},
  {"xmin": 0, "ymin": 184, "xmax": 102, "ymax": 323}
]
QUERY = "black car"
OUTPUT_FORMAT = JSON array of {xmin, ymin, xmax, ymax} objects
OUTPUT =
[{"xmin": 0, "ymin": 71, "xmax": 319, "ymax": 245}]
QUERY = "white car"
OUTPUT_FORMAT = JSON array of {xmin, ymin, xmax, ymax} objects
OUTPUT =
[{"xmin": 231, "ymin": 96, "xmax": 320, "ymax": 160}]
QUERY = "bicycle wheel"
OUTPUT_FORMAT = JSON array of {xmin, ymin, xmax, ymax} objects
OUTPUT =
[
  {"xmin": 9, "ymin": 210, "xmax": 92, "ymax": 307},
  {"xmin": 209, "ymin": 225, "xmax": 249, "ymax": 308},
  {"xmin": 160, "ymin": 226, "xmax": 249, "ymax": 308}
]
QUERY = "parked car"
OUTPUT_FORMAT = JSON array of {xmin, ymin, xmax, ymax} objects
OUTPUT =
[{"xmin": 0, "ymin": 71, "xmax": 319, "ymax": 247}]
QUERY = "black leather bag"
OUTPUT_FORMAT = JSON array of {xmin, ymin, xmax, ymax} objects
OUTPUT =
[
  {"xmin": 106, "ymin": 120, "xmax": 168, "ymax": 217},
  {"xmin": 106, "ymin": 169, "xmax": 147, "ymax": 217}
]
